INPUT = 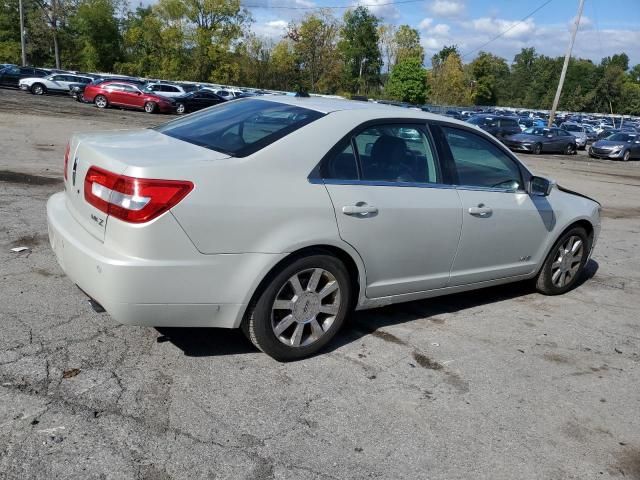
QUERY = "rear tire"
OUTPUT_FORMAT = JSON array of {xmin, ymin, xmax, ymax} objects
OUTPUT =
[
  {"xmin": 564, "ymin": 143, "xmax": 576, "ymax": 155},
  {"xmin": 31, "ymin": 83, "xmax": 45, "ymax": 95},
  {"xmin": 94, "ymin": 95, "xmax": 108, "ymax": 108},
  {"xmin": 535, "ymin": 226, "xmax": 590, "ymax": 295},
  {"xmin": 243, "ymin": 254, "xmax": 352, "ymax": 361},
  {"xmin": 144, "ymin": 101, "xmax": 157, "ymax": 113}
]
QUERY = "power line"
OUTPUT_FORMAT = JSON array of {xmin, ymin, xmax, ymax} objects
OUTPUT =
[
  {"xmin": 461, "ymin": 0, "xmax": 554, "ymax": 59},
  {"xmin": 241, "ymin": 0, "xmax": 422, "ymax": 10}
]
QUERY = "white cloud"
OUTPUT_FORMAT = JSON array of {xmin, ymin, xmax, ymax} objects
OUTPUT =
[
  {"xmin": 431, "ymin": 23, "xmax": 450, "ymax": 36},
  {"xmin": 570, "ymin": 14, "xmax": 593, "ymax": 31},
  {"xmin": 470, "ymin": 17, "xmax": 536, "ymax": 40},
  {"xmin": 418, "ymin": 17, "xmax": 433, "ymax": 31},
  {"xmin": 244, "ymin": 0, "xmax": 315, "ymax": 8},
  {"xmin": 428, "ymin": 0, "xmax": 465, "ymax": 19},
  {"xmin": 253, "ymin": 19, "xmax": 289, "ymax": 39},
  {"xmin": 357, "ymin": 0, "xmax": 399, "ymax": 20}
]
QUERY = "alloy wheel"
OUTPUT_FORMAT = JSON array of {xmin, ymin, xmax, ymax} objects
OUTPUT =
[
  {"xmin": 550, "ymin": 235, "xmax": 584, "ymax": 288},
  {"xmin": 33, "ymin": 85, "xmax": 43, "ymax": 95},
  {"xmin": 95, "ymin": 96, "xmax": 107, "ymax": 108},
  {"xmin": 270, "ymin": 268, "xmax": 341, "ymax": 348},
  {"xmin": 623, "ymin": 151, "xmax": 630, "ymax": 162},
  {"xmin": 176, "ymin": 103, "xmax": 185, "ymax": 114}
]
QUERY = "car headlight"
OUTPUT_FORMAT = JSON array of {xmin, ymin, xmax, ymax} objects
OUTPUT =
[{"xmin": 612, "ymin": 145, "xmax": 625, "ymax": 149}]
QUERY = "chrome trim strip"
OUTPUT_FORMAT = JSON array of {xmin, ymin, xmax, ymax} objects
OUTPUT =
[{"xmin": 311, "ymin": 178, "xmax": 521, "ymax": 194}]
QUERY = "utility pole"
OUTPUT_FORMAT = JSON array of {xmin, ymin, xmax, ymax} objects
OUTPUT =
[
  {"xmin": 548, "ymin": 0, "xmax": 585, "ymax": 127},
  {"xmin": 18, "ymin": 0, "xmax": 27, "ymax": 66}
]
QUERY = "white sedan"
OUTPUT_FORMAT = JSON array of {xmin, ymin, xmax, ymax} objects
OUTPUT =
[
  {"xmin": 19, "ymin": 73, "xmax": 94, "ymax": 95},
  {"xmin": 47, "ymin": 97, "xmax": 601, "ymax": 360}
]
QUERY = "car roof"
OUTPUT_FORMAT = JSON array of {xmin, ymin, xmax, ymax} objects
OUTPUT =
[{"xmin": 249, "ymin": 96, "xmax": 473, "ymax": 126}]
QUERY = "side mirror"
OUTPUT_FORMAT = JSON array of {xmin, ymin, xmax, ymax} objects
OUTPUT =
[{"xmin": 529, "ymin": 176, "xmax": 554, "ymax": 196}]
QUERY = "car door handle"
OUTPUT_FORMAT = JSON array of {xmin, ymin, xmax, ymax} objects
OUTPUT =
[
  {"xmin": 468, "ymin": 204, "xmax": 493, "ymax": 217},
  {"xmin": 342, "ymin": 204, "xmax": 378, "ymax": 215}
]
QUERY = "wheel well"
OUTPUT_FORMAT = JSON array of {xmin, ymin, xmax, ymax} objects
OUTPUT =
[
  {"xmin": 243, "ymin": 245, "xmax": 362, "ymax": 324},
  {"xmin": 568, "ymin": 219, "xmax": 594, "ymax": 240}
]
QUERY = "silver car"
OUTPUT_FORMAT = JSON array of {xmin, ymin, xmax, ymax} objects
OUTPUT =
[
  {"xmin": 561, "ymin": 123, "xmax": 588, "ymax": 149},
  {"xmin": 47, "ymin": 97, "xmax": 601, "ymax": 360}
]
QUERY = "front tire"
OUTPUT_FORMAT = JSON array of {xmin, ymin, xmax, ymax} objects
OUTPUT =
[
  {"xmin": 622, "ymin": 150, "xmax": 630, "ymax": 162},
  {"xmin": 243, "ymin": 254, "xmax": 352, "ymax": 361},
  {"xmin": 535, "ymin": 227, "xmax": 590, "ymax": 295},
  {"xmin": 176, "ymin": 102, "xmax": 186, "ymax": 115},
  {"xmin": 532, "ymin": 143, "xmax": 542, "ymax": 155},
  {"xmin": 564, "ymin": 143, "xmax": 576, "ymax": 155},
  {"xmin": 31, "ymin": 83, "xmax": 45, "ymax": 95}
]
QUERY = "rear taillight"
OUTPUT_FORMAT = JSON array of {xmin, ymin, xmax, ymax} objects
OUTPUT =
[
  {"xmin": 84, "ymin": 166, "xmax": 193, "ymax": 224},
  {"xmin": 63, "ymin": 142, "xmax": 70, "ymax": 180}
]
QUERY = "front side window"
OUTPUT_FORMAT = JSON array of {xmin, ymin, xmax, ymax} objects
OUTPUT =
[
  {"xmin": 441, "ymin": 126, "xmax": 523, "ymax": 191},
  {"xmin": 156, "ymin": 99, "xmax": 324, "ymax": 157}
]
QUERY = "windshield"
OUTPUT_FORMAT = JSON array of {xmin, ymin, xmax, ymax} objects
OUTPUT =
[
  {"xmin": 606, "ymin": 133, "xmax": 635, "ymax": 142},
  {"xmin": 524, "ymin": 127, "xmax": 550, "ymax": 136},
  {"xmin": 155, "ymin": 99, "xmax": 324, "ymax": 157},
  {"xmin": 467, "ymin": 116, "xmax": 487, "ymax": 125}
]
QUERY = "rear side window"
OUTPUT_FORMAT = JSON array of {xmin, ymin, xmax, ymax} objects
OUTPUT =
[
  {"xmin": 499, "ymin": 119, "xmax": 519, "ymax": 128},
  {"xmin": 156, "ymin": 99, "xmax": 324, "ymax": 157},
  {"xmin": 322, "ymin": 124, "xmax": 440, "ymax": 184},
  {"xmin": 441, "ymin": 126, "xmax": 523, "ymax": 191}
]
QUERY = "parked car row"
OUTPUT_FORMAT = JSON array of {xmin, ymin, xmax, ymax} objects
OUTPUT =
[{"xmin": 2, "ymin": 65, "xmax": 258, "ymax": 115}]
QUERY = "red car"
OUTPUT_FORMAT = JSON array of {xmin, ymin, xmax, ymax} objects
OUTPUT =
[{"xmin": 83, "ymin": 81, "xmax": 175, "ymax": 114}]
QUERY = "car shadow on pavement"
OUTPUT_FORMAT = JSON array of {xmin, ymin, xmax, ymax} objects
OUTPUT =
[
  {"xmin": 155, "ymin": 327, "xmax": 257, "ymax": 356},
  {"xmin": 328, "ymin": 258, "xmax": 599, "ymax": 354},
  {"xmin": 155, "ymin": 259, "xmax": 598, "ymax": 359}
]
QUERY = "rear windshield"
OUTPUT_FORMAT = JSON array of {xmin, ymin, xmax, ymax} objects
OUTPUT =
[
  {"xmin": 155, "ymin": 99, "xmax": 324, "ymax": 157},
  {"xmin": 563, "ymin": 124, "xmax": 582, "ymax": 132}
]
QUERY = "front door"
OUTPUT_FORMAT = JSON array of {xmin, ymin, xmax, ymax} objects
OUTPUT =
[
  {"xmin": 322, "ymin": 123, "xmax": 463, "ymax": 298},
  {"xmin": 434, "ymin": 124, "xmax": 554, "ymax": 286}
]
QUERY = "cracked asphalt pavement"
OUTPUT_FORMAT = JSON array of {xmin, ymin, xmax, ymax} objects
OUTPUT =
[{"xmin": 1, "ymin": 88, "xmax": 640, "ymax": 479}]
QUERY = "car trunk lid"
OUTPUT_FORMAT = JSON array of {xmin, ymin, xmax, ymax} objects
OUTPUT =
[{"xmin": 64, "ymin": 128, "xmax": 230, "ymax": 242}]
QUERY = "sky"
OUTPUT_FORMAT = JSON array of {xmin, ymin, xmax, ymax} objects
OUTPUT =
[{"xmin": 246, "ymin": 0, "xmax": 640, "ymax": 66}]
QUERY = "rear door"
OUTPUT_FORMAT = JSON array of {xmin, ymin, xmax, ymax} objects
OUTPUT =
[
  {"xmin": 433, "ymin": 124, "xmax": 553, "ymax": 286},
  {"xmin": 322, "ymin": 122, "xmax": 463, "ymax": 298}
]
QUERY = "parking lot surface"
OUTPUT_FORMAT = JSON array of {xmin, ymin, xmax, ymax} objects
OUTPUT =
[{"xmin": 1, "ymin": 88, "xmax": 639, "ymax": 480}]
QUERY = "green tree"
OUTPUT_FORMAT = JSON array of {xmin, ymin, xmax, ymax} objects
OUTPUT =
[
  {"xmin": 0, "ymin": 0, "xmax": 21, "ymax": 63},
  {"xmin": 385, "ymin": 57, "xmax": 426, "ymax": 104},
  {"xmin": 469, "ymin": 51, "xmax": 509, "ymax": 105},
  {"xmin": 287, "ymin": 10, "xmax": 341, "ymax": 93},
  {"xmin": 338, "ymin": 6, "xmax": 382, "ymax": 94},
  {"xmin": 72, "ymin": 0, "xmax": 122, "ymax": 71},
  {"xmin": 394, "ymin": 25, "xmax": 423, "ymax": 64},
  {"xmin": 377, "ymin": 24, "xmax": 396, "ymax": 74},
  {"xmin": 269, "ymin": 39, "xmax": 297, "ymax": 91},
  {"xmin": 431, "ymin": 44, "xmax": 458, "ymax": 69},
  {"xmin": 428, "ymin": 48, "xmax": 471, "ymax": 105}
]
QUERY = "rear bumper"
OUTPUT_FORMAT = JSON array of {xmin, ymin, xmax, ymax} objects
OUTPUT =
[{"xmin": 47, "ymin": 192, "xmax": 284, "ymax": 328}]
